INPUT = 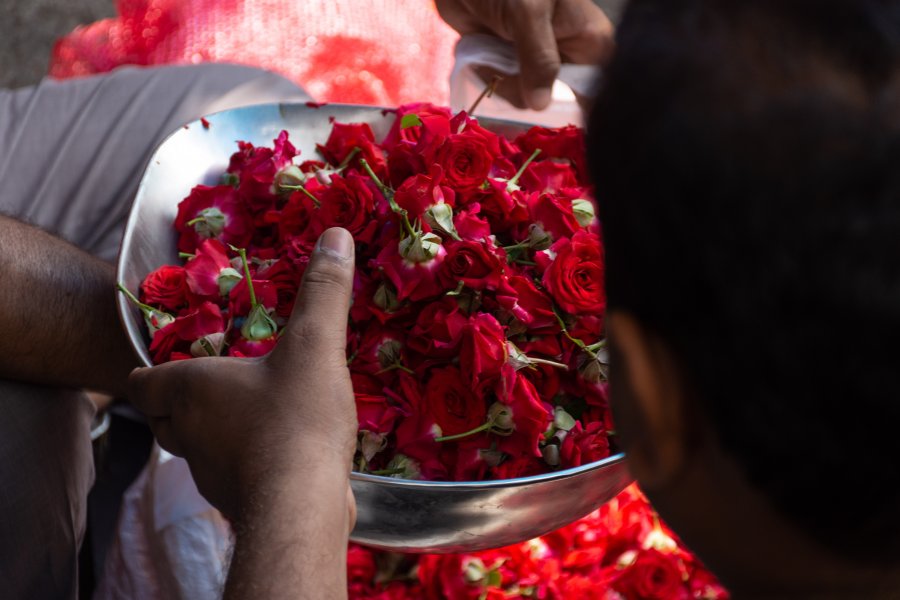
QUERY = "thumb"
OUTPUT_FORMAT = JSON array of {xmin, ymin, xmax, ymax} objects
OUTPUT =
[
  {"xmin": 269, "ymin": 227, "xmax": 355, "ymax": 367},
  {"xmin": 510, "ymin": 3, "xmax": 561, "ymax": 110}
]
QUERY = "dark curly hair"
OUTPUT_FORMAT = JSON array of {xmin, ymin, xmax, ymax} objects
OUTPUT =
[{"xmin": 588, "ymin": 0, "xmax": 900, "ymax": 560}]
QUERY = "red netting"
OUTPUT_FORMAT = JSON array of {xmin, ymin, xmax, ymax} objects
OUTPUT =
[{"xmin": 49, "ymin": 0, "xmax": 459, "ymax": 106}]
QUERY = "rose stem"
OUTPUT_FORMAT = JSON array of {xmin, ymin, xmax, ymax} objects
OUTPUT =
[{"xmin": 468, "ymin": 75, "xmax": 503, "ymax": 116}]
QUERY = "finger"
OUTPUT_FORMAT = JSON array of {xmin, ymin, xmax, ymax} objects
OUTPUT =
[
  {"xmin": 127, "ymin": 363, "xmax": 188, "ymax": 418},
  {"xmin": 509, "ymin": 1, "xmax": 561, "ymax": 110},
  {"xmin": 555, "ymin": 0, "xmax": 616, "ymax": 66},
  {"xmin": 270, "ymin": 227, "xmax": 355, "ymax": 365}
]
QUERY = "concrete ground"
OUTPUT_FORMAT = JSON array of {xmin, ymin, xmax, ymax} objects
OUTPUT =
[
  {"xmin": 0, "ymin": 0, "xmax": 624, "ymax": 89},
  {"xmin": 0, "ymin": 0, "xmax": 115, "ymax": 89}
]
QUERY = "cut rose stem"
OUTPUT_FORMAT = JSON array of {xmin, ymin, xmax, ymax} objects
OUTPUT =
[
  {"xmin": 468, "ymin": 75, "xmax": 504, "ymax": 116},
  {"xmin": 435, "ymin": 421, "xmax": 493, "ymax": 443}
]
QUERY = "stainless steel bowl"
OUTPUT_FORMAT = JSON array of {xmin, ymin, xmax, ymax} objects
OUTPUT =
[{"xmin": 117, "ymin": 103, "xmax": 632, "ymax": 553}]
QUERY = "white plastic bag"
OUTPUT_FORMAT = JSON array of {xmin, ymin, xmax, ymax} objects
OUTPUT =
[
  {"xmin": 94, "ymin": 445, "xmax": 232, "ymax": 600},
  {"xmin": 450, "ymin": 33, "xmax": 601, "ymax": 127}
]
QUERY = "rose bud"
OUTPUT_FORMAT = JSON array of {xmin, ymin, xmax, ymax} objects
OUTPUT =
[
  {"xmin": 487, "ymin": 402, "xmax": 515, "ymax": 435},
  {"xmin": 571, "ymin": 199, "xmax": 596, "ymax": 228},
  {"xmin": 383, "ymin": 454, "xmax": 422, "ymax": 480},
  {"xmin": 399, "ymin": 231, "xmax": 442, "ymax": 263},
  {"xmin": 373, "ymin": 282, "xmax": 400, "ymax": 312},
  {"xmin": 376, "ymin": 339, "xmax": 404, "ymax": 370},
  {"xmin": 579, "ymin": 345, "xmax": 610, "ymax": 384},
  {"xmin": 542, "ymin": 443, "xmax": 561, "ymax": 467},
  {"xmin": 424, "ymin": 203, "xmax": 461, "ymax": 240},
  {"xmin": 274, "ymin": 164, "xmax": 306, "ymax": 192},
  {"xmin": 147, "ymin": 310, "xmax": 176, "ymax": 335},
  {"xmin": 191, "ymin": 206, "xmax": 226, "ymax": 238},
  {"xmin": 117, "ymin": 282, "xmax": 175, "ymax": 335},
  {"xmin": 359, "ymin": 431, "xmax": 388, "ymax": 463},
  {"xmin": 241, "ymin": 304, "xmax": 278, "ymax": 342},
  {"xmin": 217, "ymin": 267, "xmax": 243, "ymax": 297},
  {"xmin": 527, "ymin": 223, "xmax": 553, "ymax": 250},
  {"xmin": 553, "ymin": 406, "xmax": 578, "ymax": 432},
  {"xmin": 190, "ymin": 332, "xmax": 226, "ymax": 358}
]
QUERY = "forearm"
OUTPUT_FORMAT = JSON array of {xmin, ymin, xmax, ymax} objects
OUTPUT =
[
  {"xmin": 0, "ymin": 215, "xmax": 137, "ymax": 396},
  {"xmin": 225, "ymin": 465, "xmax": 352, "ymax": 600}
]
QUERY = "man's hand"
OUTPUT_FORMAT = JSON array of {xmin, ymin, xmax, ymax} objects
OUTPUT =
[
  {"xmin": 436, "ymin": 0, "xmax": 614, "ymax": 110},
  {"xmin": 129, "ymin": 227, "xmax": 358, "ymax": 599}
]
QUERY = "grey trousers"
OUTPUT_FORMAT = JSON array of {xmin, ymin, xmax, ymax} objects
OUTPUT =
[{"xmin": 0, "ymin": 63, "xmax": 307, "ymax": 599}]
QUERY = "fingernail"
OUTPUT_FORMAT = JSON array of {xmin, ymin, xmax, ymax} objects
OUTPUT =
[
  {"xmin": 527, "ymin": 87, "xmax": 553, "ymax": 110},
  {"xmin": 316, "ymin": 227, "xmax": 353, "ymax": 262}
]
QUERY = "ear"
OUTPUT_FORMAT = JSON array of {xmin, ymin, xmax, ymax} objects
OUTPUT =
[{"xmin": 607, "ymin": 311, "xmax": 691, "ymax": 492}]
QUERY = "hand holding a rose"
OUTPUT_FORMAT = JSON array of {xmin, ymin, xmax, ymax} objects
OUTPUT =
[
  {"xmin": 128, "ymin": 227, "xmax": 358, "ymax": 600},
  {"xmin": 435, "ymin": 0, "xmax": 615, "ymax": 110}
]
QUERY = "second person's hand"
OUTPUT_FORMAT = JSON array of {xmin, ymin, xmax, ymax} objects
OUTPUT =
[{"xmin": 436, "ymin": 0, "xmax": 615, "ymax": 110}]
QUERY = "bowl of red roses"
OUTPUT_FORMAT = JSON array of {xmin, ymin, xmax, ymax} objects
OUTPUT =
[{"xmin": 116, "ymin": 102, "xmax": 631, "ymax": 553}]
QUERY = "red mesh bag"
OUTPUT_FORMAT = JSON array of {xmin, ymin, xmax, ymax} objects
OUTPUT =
[{"xmin": 49, "ymin": 0, "xmax": 458, "ymax": 106}]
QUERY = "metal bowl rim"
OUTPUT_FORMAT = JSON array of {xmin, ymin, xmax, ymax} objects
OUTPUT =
[
  {"xmin": 350, "ymin": 452, "xmax": 626, "ymax": 489},
  {"xmin": 117, "ymin": 102, "xmax": 625, "ymax": 492}
]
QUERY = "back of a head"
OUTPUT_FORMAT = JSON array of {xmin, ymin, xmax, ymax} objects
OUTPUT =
[{"xmin": 588, "ymin": 0, "xmax": 900, "ymax": 560}]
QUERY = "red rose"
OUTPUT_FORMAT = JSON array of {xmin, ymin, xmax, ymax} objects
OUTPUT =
[
  {"xmin": 417, "ymin": 555, "xmax": 483, "ymax": 600},
  {"xmin": 228, "ymin": 131, "xmax": 296, "ymax": 181},
  {"xmin": 353, "ymin": 326, "xmax": 407, "ymax": 375},
  {"xmin": 174, "ymin": 184, "xmax": 253, "ymax": 254},
  {"xmin": 515, "ymin": 124, "xmax": 587, "ymax": 179},
  {"xmin": 496, "ymin": 275, "xmax": 557, "ymax": 332},
  {"xmin": 391, "ymin": 375, "xmax": 449, "ymax": 480},
  {"xmin": 434, "ymin": 129, "xmax": 494, "ymax": 192},
  {"xmin": 541, "ymin": 230, "xmax": 605, "ymax": 316},
  {"xmin": 386, "ymin": 142, "xmax": 427, "ymax": 188},
  {"xmin": 460, "ymin": 313, "xmax": 508, "ymax": 385},
  {"xmin": 613, "ymin": 549, "xmax": 689, "ymax": 600},
  {"xmin": 277, "ymin": 185, "xmax": 320, "ymax": 242},
  {"xmin": 528, "ymin": 192, "xmax": 583, "ymax": 240},
  {"xmin": 449, "ymin": 112, "xmax": 504, "ymax": 158},
  {"xmin": 451, "ymin": 439, "xmax": 494, "ymax": 481},
  {"xmin": 228, "ymin": 278, "xmax": 278, "ymax": 317},
  {"xmin": 227, "ymin": 131, "xmax": 297, "ymax": 211},
  {"xmin": 149, "ymin": 302, "xmax": 224, "ymax": 363},
  {"xmin": 255, "ymin": 258, "xmax": 300, "ymax": 319},
  {"xmin": 496, "ymin": 367, "xmax": 552, "ymax": 459},
  {"xmin": 373, "ymin": 235, "xmax": 446, "ymax": 302},
  {"xmin": 393, "ymin": 413, "xmax": 448, "ymax": 481},
  {"xmin": 453, "ymin": 203, "xmax": 492, "ymax": 241},
  {"xmin": 560, "ymin": 574, "xmax": 614, "ymax": 600},
  {"xmin": 491, "ymin": 456, "xmax": 546, "ymax": 480},
  {"xmin": 438, "ymin": 239, "xmax": 505, "ymax": 291},
  {"xmin": 317, "ymin": 172, "xmax": 379, "ymax": 243},
  {"xmin": 477, "ymin": 180, "xmax": 531, "ymax": 233},
  {"xmin": 394, "ymin": 165, "xmax": 456, "ymax": 219},
  {"xmin": 316, "ymin": 121, "xmax": 386, "ymax": 177},
  {"xmin": 141, "ymin": 265, "xmax": 189, "ymax": 311},
  {"xmin": 184, "ymin": 239, "xmax": 238, "ymax": 300},
  {"xmin": 560, "ymin": 421, "xmax": 610, "ymax": 468},
  {"xmin": 356, "ymin": 392, "xmax": 404, "ymax": 435},
  {"xmin": 347, "ymin": 545, "xmax": 377, "ymax": 586},
  {"xmin": 382, "ymin": 102, "xmax": 453, "ymax": 150},
  {"xmin": 408, "ymin": 298, "xmax": 467, "ymax": 358},
  {"xmin": 424, "ymin": 366, "xmax": 486, "ymax": 438},
  {"xmin": 521, "ymin": 160, "xmax": 579, "ymax": 195}
]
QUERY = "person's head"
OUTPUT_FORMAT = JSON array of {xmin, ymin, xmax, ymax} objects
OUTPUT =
[{"xmin": 588, "ymin": 0, "xmax": 900, "ymax": 590}]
